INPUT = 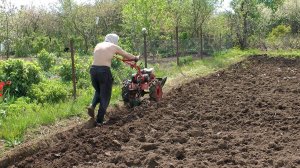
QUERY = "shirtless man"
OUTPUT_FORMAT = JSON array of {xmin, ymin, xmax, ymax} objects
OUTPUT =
[{"xmin": 88, "ymin": 33, "xmax": 139, "ymax": 125}]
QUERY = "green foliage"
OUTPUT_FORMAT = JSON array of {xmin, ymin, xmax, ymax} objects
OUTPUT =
[
  {"xmin": 276, "ymin": 0, "xmax": 300, "ymax": 33},
  {"xmin": 111, "ymin": 63, "xmax": 135, "ymax": 85},
  {"xmin": 13, "ymin": 36, "xmax": 63, "ymax": 57},
  {"xmin": 0, "ymin": 88, "xmax": 93, "ymax": 146},
  {"xmin": 118, "ymin": 37, "xmax": 136, "ymax": 54},
  {"xmin": 32, "ymin": 36, "xmax": 51, "ymax": 54},
  {"xmin": 268, "ymin": 25, "xmax": 291, "ymax": 39},
  {"xmin": 0, "ymin": 97, "xmax": 38, "ymax": 143},
  {"xmin": 111, "ymin": 58, "xmax": 123, "ymax": 69},
  {"xmin": 59, "ymin": 59, "xmax": 76, "ymax": 81},
  {"xmin": 58, "ymin": 56, "xmax": 91, "ymax": 82},
  {"xmin": 2, "ymin": 59, "xmax": 42, "ymax": 97},
  {"xmin": 77, "ymin": 78, "xmax": 90, "ymax": 89},
  {"xmin": 49, "ymin": 38, "xmax": 64, "ymax": 55},
  {"xmin": 28, "ymin": 80, "xmax": 69, "ymax": 104},
  {"xmin": 263, "ymin": 49, "xmax": 300, "ymax": 58},
  {"xmin": 258, "ymin": 0, "xmax": 284, "ymax": 11},
  {"xmin": 179, "ymin": 56, "xmax": 193, "ymax": 66},
  {"xmin": 13, "ymin": 36, "xmax": 33, "ymax": 57},
  {"xmin": 267, "ymin": 25, "xmax": 292, "ymax": 49},
  {"xmin": 122, "ymin": 0, "xmax": 168, "ymax": 41},
  {"xmin": 37, "ymin": 49, "xmax": 56, "ymax": 71}
]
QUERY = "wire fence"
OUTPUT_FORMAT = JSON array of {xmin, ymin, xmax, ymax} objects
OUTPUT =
[{"xmin": 129, "ymin": 36, "xmax": 233, "ymax": 60}]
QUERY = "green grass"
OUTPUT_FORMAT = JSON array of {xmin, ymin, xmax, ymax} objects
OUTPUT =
[
  {"xmin": 261, "ymin": 49, "xmax": 300, "ymax": 58},
  {"xmin": 0, "ymin": 48, "xmax": 298, "ymax": 148},
  {"xmin": 0, "ymin": 89, "xmax": 92, "ymax": 147},
  {"xmin": 150, "ymin": 48, "xmax": 259, "ymax": 80}
]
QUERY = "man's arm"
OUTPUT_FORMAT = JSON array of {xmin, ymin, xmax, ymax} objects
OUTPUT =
[{"xmin": 115, "ymin": 45, "xmax": 139, "ymax": 61}]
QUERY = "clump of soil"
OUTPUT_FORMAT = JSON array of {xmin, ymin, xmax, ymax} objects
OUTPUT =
[{"xmin": 1, "ymin": 55, "xmax": 300, "ymax": 168}]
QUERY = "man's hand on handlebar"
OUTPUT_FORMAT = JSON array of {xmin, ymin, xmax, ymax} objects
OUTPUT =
[{"xmin": 134, "ymin": 56, "xmax": 140, "ymax": 62}]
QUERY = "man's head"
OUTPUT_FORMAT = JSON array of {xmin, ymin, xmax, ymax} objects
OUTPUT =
[{"xmin": 104, "ymin": 34, "xmax": 119, "ymax": 45}]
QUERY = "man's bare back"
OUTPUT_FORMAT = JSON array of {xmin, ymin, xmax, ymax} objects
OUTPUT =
[{"xmin": 93, "ymin": 42, "xmax": 138, "ymax": 67}]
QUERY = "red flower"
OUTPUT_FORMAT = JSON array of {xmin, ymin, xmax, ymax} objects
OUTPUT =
[
  {"xmin": 0, "ymin": 82, "xmax": 5, "ymax": 91},
  {"xmin": 0, "ymin": 93, "xmax": 2, "ymax": 97},
  {"xmin": 6, "ymin": 81, "xmax": 11, "ymax": 85}
]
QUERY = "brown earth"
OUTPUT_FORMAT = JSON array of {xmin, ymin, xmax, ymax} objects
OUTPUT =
[{"xmin": 1, "ymin": 55, "xmax": 300, "ymax": 168}]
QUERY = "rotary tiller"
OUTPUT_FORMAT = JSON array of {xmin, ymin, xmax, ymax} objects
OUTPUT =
[{"xmin": 118, "ymin": 58, "xmax": 167, "ymax": 107}]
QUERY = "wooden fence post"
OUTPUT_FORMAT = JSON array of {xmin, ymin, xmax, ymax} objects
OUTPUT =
[
  {"xmin": 70, "ymin": 39, "xmax": 76, "ymax": 100},
  {"xmin": 142, "ymin": 28, "xmax": 147, "ymax": 68},
  {"xmin": 176, "ymin": 26, "xmax": 179, "ymax": 66}
]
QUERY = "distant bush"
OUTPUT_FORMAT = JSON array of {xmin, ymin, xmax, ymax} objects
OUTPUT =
[
  {"xmin": 32, "ymin": 36, "xmax": 51, "ymax": 54},
  {"xmin": 59, "ymin": 60, "xmax": 75, "ymax": 81},
  {"xmin": 37, "ymin": 49, "xmax": 56, "ymax": 71},
  {"xmin": 268, "ymin": 25, "xmax": 291, "ymax": 39},
  {"xmin": 179, "ymin": 56, "xmax": 193, "ymax": 66},
  {"xmin": 267, "ymin": 25, "xmax": 292, "ymax": 49},
  {"xmin": 118, "ymin": 37, "xmax": 136, "ymax": 54},
  {"xmin": 77, "ymin": 78, "xmax": 90, "ymax": 89},
  {"xmin": 49, "ymin": 38, "xmax": 64, "ymax": 55},
  {"xmin": 111, "ymin": 63, "xmax": 135, "ymax": 85},
  {"xmin": 2, "ymin": 59, "xmax": 42, "ymax": 97},
  {"xmin": 28, "ymin": 80, "xmax": 68, "ymax": 104},
  {"xmin": 14, "ymin": 36, "xmax": 33, "ymax": 57},
  {"xmin": 111, "ymin": 58, "xmax": 123, "ymax": 69},
  {"xmin": 58, "ymin": 56, "xmax": 91, "ymax": 82}
]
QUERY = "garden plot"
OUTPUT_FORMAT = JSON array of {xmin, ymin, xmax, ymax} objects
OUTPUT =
[{"xmin": 1, "ymin": 55, "xmax": 300, "ymax": 168}]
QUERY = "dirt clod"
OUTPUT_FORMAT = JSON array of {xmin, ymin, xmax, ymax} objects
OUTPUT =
[{"xmin": 140, "ymin": 143, "xmax": 159, "ymax": 151}]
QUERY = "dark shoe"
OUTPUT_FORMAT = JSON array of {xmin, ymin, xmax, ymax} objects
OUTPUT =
[
  {"xmin": 95, "ymin": 122, "xmax": 103, "ymax": 127},
  {"xmin": 87, "ymin": 106, "xmax": 95, "ymax": 118},
  {"xmin": 95, "ymin": 120, "xmax": 106, "ymax": 127},
  {"xmin": 96, "ymin": 116, "xmax": 105, "ymax": 126}
]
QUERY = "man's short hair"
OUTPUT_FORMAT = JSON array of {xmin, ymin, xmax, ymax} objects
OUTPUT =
[{"xmin": 105, "ymin": 34, "xmax": 119, "ymax": 45}]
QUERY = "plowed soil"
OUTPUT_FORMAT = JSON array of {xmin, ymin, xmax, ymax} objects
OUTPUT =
[{"xmin": 2, "ymin": 55, "xmax": 300, "ymax": 168}]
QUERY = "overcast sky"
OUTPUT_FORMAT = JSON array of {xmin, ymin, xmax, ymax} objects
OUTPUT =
[{"xmin": 219, "ymin": 0, "xmax": 233, "ymax": 12}]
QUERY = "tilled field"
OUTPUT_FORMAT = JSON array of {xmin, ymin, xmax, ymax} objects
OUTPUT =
[{"xmin": 2, "ymin": 55, "xmax": 300, "ymax": 168}]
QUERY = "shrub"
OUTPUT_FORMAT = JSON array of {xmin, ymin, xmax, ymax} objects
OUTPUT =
[
  {"xmin": 37, "ymin": 49, "xmax": 56, "ymax": 71},
  {"xmin": 2, "ymin": 59, "xmax": 42, "ymax": 97},
  {"xmin": 267, "ymin": 25, "xmax": 292, "ymax": 49},
  {"xmin": 179, "ymin": 56, "xmax": 193, "ymax": 66},
  {"xmin": 13, "ymin": 36, "xmax": 33, "ymax": 57},
  {"xmin": 58, "ymin": 56, "xmax": 90, "ymax": 82},
  {"xmin": 77, "ymin": 78, "xmax": 90, "ymax": 89},
  {"xmin": 32, "ymin": 36, "xmax": 50, "ymax": 54},
  {"xmin": 49, "ymin": 38, "xmax": 64, "ymax": 55},
  {"xmin": 111, "ymin": 64, "xmax": 135, "ymax": 85},
  {"xmin": 268, "ymin": 25, "xmax": 291, "ymax": 39},
  {"xmin": 28, "ymin": 80, "xmax": 69, "ymax": 104},
  {"xmin": 111, "ymin": 58, "xmax": 123, "ymax": 69}
]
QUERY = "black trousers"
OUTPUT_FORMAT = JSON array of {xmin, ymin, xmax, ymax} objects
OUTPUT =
[{"xmin": 90, "ymin": 65, "xmax": 113, "ymax": 123}]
